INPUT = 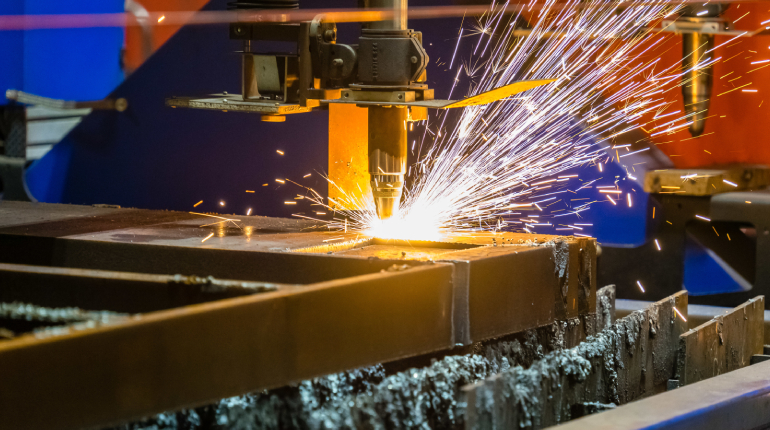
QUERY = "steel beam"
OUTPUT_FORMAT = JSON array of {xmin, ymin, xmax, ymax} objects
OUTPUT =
[{"xmin": 0, "ymin": 263, "xmax": 455, "ymax": 430}]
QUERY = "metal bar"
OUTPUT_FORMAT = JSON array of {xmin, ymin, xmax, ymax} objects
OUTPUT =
[
  {"xmin": 550, "ymin": 358, "xmax": 770, "ymax": 430},
  {"xmin": 0, "ymin": 264, "xmax": 455, "ymax": 430},
  {"xmin": 676, "ymin": 296, "xmax": 765, "ymax": 386},
  {"xmin": 0, "ymin": 263, "xmax": 276, "ymax": 314}
]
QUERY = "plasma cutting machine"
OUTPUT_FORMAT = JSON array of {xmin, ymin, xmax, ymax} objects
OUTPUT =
[{"xmin": 166, "ymin": 0, "xmax": 552, "ymax": 220}]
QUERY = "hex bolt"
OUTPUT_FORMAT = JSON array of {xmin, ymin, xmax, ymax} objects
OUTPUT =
[{"xmin": 324, "ymin": 29, "xmax": 336, "ymax": 41}]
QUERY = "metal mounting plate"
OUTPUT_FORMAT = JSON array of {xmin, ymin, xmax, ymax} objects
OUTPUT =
[
  {"xmin": 165, "ymin": 94, "xmax": 313, "ymax": 115},
  {"xmin": 324, "ymin": 79, "xmax": 556, "ymax": 109}
]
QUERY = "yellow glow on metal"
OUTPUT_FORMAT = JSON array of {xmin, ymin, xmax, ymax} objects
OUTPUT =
[
  {"xmin": 442, "ymin": 79, "xmax": 556, "ymax": 109},
  {"xmin": 328, "ymin": 103, "xmax": 370, "ymax": 211}
]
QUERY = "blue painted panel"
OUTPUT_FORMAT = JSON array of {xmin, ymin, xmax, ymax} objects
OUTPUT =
[
  {"xmin": 0, "ymin": 0, "xmax": 24, "ymax": 104},
  {"xmin": 25, "ymin": 0, "xmax": 330, "ymax": 217},
  {"xmin": 23, "ymin": 0, "xmax": 124, "ymax": 102},
  {"xmin": 684, "ymin": 235, "xmax": 747, "ymax": 296}
]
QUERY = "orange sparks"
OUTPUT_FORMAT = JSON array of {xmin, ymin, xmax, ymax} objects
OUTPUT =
[
  {"xmin": 157, "ymin": 15, "xmax": 165, "ymax": 23},
  {"xmin": 717, "ymin": 82, "xmax": 752, "ymax": 96},
  {"xmin": 246, "ymin": 190, "xmax": 255, "ymax": 193},
  {"xmin": 201, "ymin": 233, "xmax": 214, "ymax": 243},
  {"xmin": 193, "ymin": 200, "xmax": 203, "ymax": 207},
  {"xmin": 636, "ymin": 280, "xmax": 645, "ymax": 293},
  {"xmin": 275, "ymin": 179, "xmax": 285, "ymax": 184},
  {"xmin": 247, "ymin": 208, "xmax": 252, "ymax": 215},
  {"xmin": 303, "ymin": 173, "xmax": 311, "ymax": 178},
  {"xmin": 276, "ymin": 150, "xmax": 284, "ymax": 155},
  {"xmin": 284, "ymin": 201, "xmax": 297, "ymax": 205},
  {"xmin": 673, "ymin": 307, "xmax": 687, "ymax": 322},
  {"xmin": 219, "ymin": 201, "xmax": 225, "ymax": 206}
]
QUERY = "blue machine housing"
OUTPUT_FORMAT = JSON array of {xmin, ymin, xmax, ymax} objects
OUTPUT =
[{"xmin": 0, "ymin": 0, "xmax": 124, "ymax": 105}]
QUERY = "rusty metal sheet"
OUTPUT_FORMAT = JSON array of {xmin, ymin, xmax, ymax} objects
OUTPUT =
[
  {"xmin": 550, "ymin": 359, "xmax": 770, "ymax": 430},
  {"xmin": 463, "ymin": 291, "xmax": 688, "ymax": 430},
  {"xmin": 0, "ymin": 263, "xmax": 455, "ymax": 430},
  {"xmin": 297, "ymin": 234, "xmax": 597, "ymax": 346},
  {"xmin": 441, "ymin": 237, "xmax": 596, "ymax": 344},
  {"xmin": 676, "ymin": 296, "xmax": 765, "ymax": 386}
]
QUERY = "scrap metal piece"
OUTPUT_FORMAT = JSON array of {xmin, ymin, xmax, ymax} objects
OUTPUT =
[
  {"xmin": 463, "ymin": 291, "xmax": 688, "ymax": 430},
  {"xmin": 595, "ymin": 285, "xmax": 616, "ymax": 332},
  {"xmin": 551, "ymin": 358, "xmax": 770, "ymax": 430},
  {"xmin": 676, "ymin": 296, "xmax": 765, "ymax": 386}
]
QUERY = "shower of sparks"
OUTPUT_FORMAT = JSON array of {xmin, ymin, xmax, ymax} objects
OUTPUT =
[{"xmin": 298, "ymin": 0, "xmax": 717, "ymax": 240}]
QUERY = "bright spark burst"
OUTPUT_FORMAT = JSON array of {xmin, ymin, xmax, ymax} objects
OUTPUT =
[{"xmin": 301, "ymin": 0, "xmax": 708, "ymax": 240}]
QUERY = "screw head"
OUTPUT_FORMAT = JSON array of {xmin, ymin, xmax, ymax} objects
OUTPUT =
[
  {"xmin": 411, "ymin": 56, "xmax": 418, "ymax": 64},
  {"xmin": 235, "ymin": 26, "xmax": 244, "ymax": 35},
  {"xmin": 332, "ymin": 58, "xmax": 344, "ymax": 66}
]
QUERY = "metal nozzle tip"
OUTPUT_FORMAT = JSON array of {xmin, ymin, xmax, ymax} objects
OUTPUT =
[
  {"xmin": 370, "ymin": 175, "xmax": 404, "ymax": 221},
  {"xmin": 375, "ymin": 197, "xmax": 399, "ymax": 220}
]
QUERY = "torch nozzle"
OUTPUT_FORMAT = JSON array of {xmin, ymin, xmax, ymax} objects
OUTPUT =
[
  {"xmin": 371, "ymin": 174, "xmax": 404, "ymax": 220},
  {"xmin": 368, "ymin": 106, "xmax": 408, "ymax": 221}
]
